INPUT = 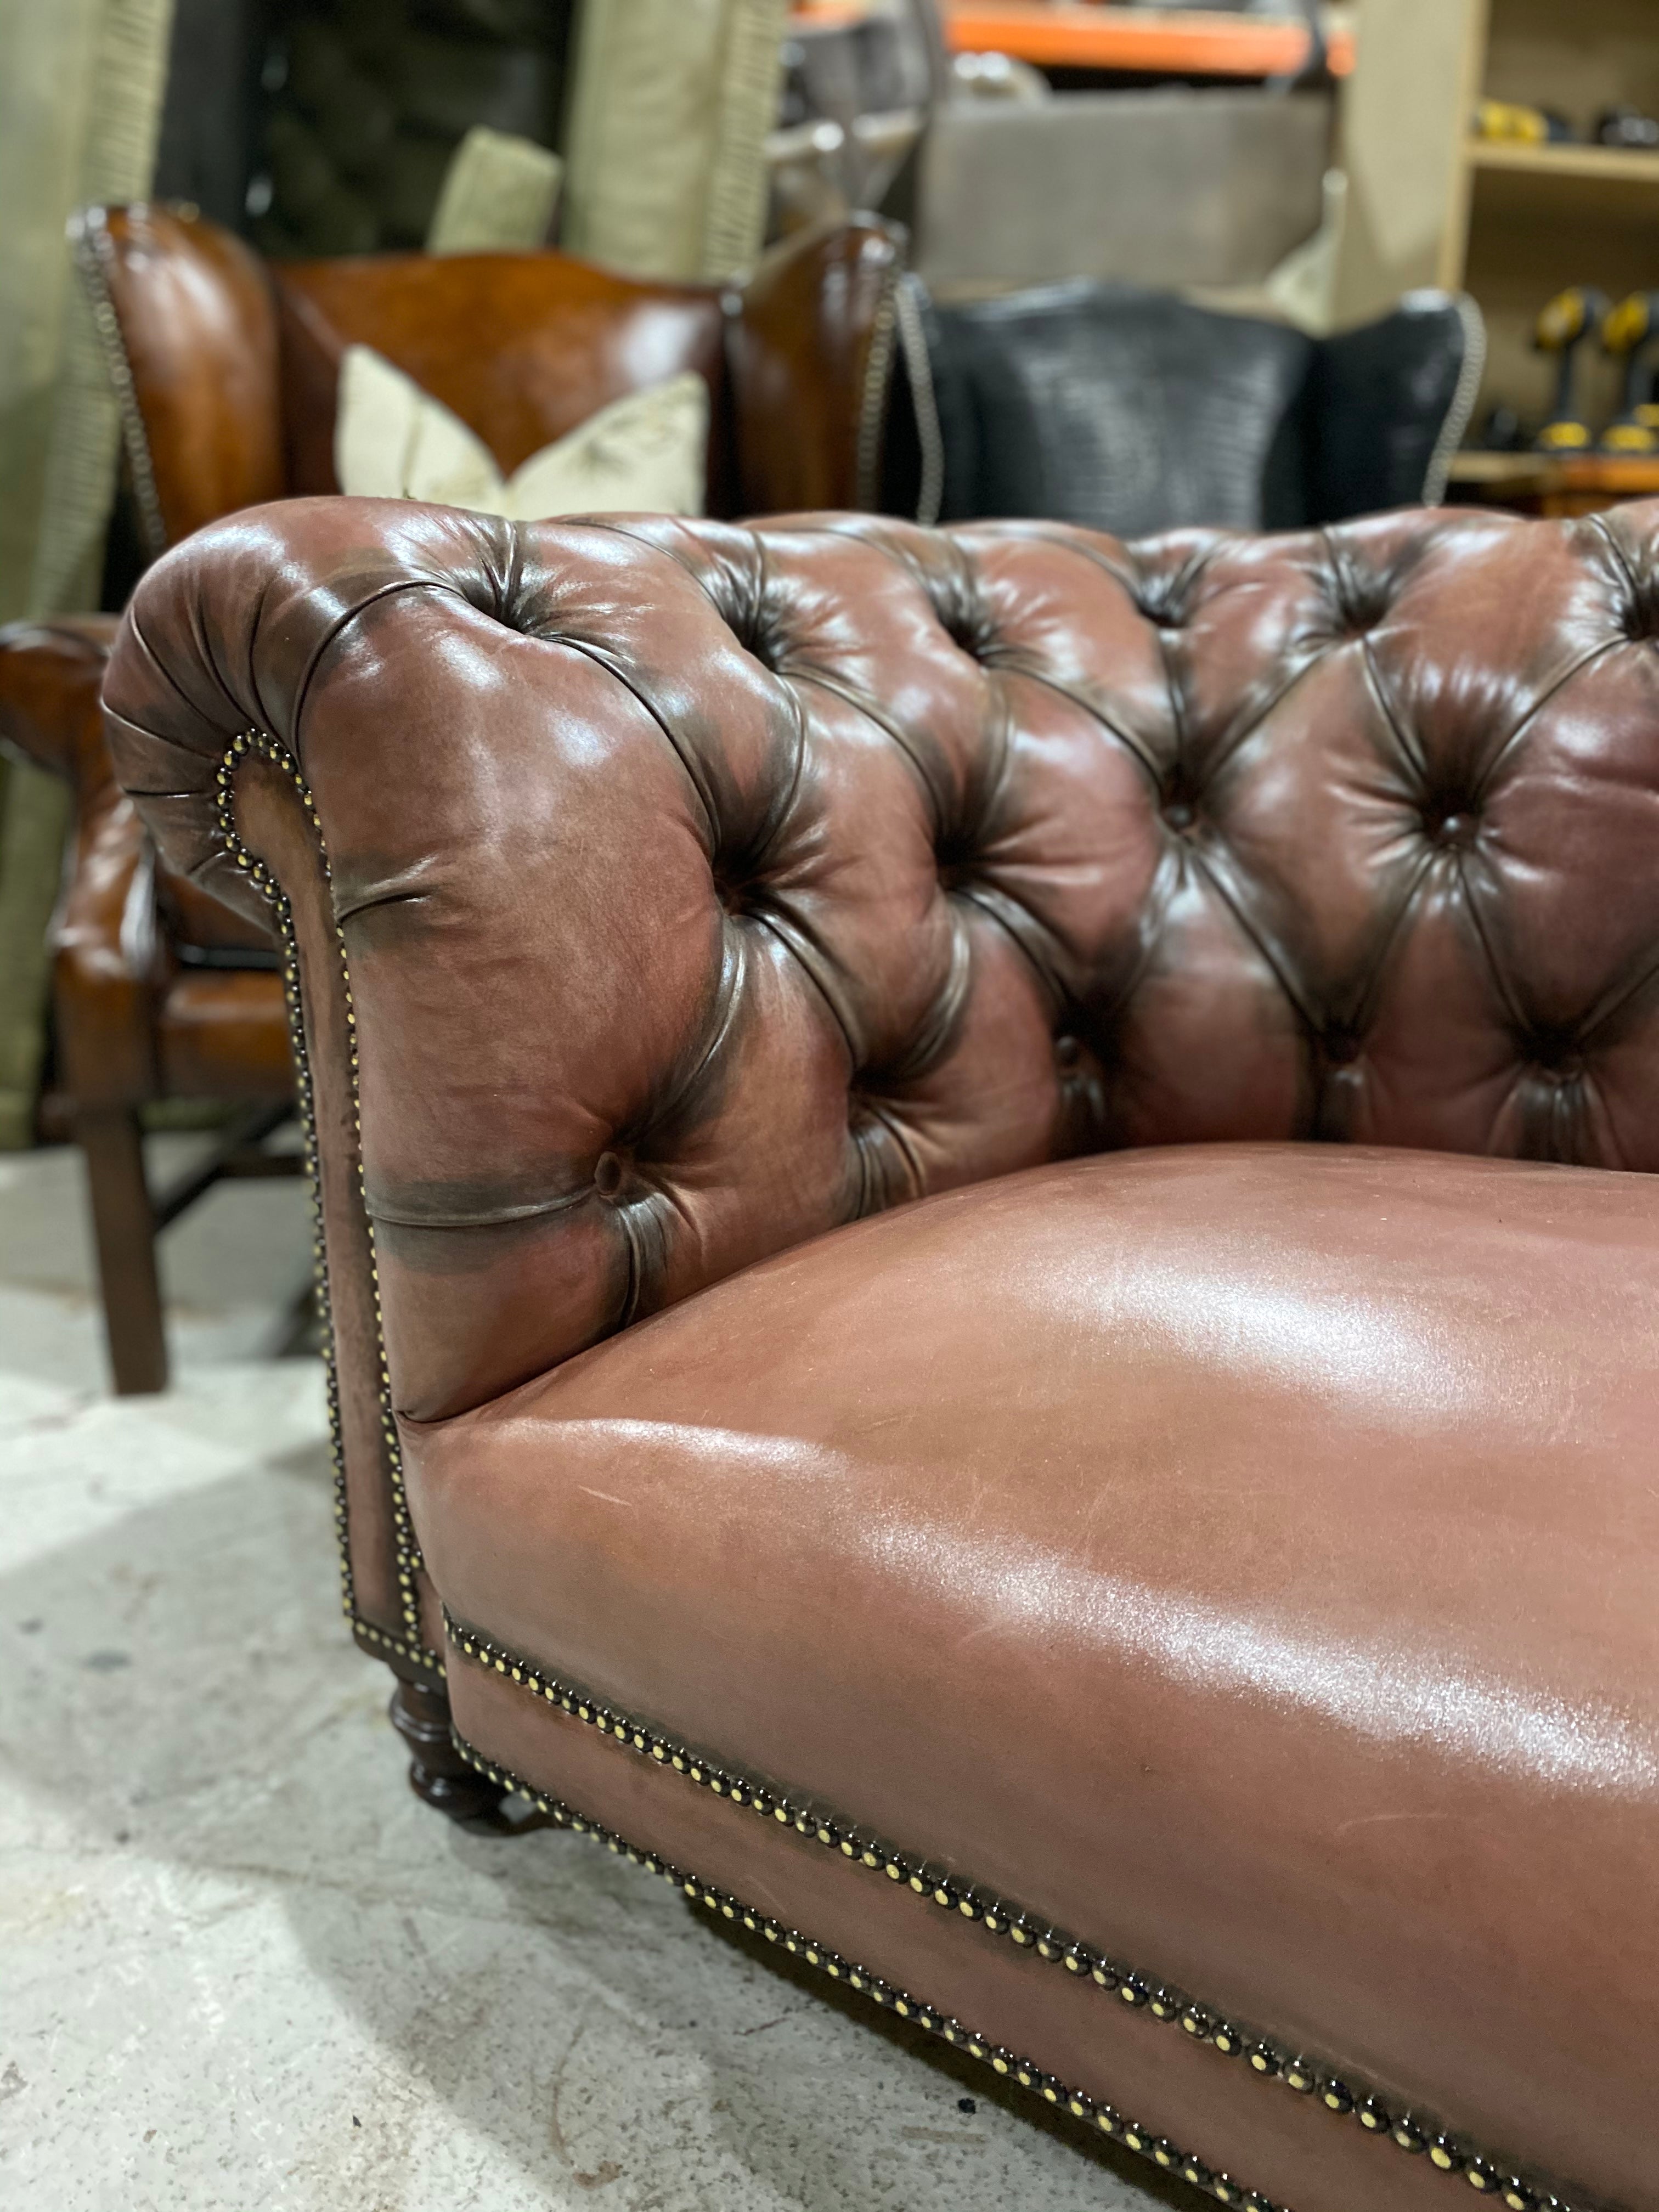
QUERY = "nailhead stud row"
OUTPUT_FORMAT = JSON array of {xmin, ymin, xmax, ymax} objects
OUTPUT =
[
  {"xmin": 449, "ymin": 1612, "xmax": 1570, "ymax": 2212},
  {"xmin": 449, "ymin": 1728, "xmax": 1285, "ymax": 2211},
  {"xmin": 215, "ymin": 729, "xmax": 442, "ymax": 1678}
]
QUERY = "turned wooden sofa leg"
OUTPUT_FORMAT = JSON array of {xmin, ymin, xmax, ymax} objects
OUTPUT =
[
  {"xmin": 388, "ymin": 1675, "xmax": 509, "ymax": 1827},
  {"xmin": 78, "ymin": 1105, "xmax": 167, "ymax": 1396}
]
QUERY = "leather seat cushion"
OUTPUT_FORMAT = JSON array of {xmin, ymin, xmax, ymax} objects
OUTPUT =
[
  {"xmin": 156, "ymin": 969, "xmax": 295, "ymax": 1098},
  {"xmin": 404, "ymin": 1141, "xmax": 1657, "ymax": 2204}
]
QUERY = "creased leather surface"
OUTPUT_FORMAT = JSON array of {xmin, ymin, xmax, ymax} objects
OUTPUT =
[{"xmin": 105, "ymin": 497, "xmax": 1659, "ymax": 2209}]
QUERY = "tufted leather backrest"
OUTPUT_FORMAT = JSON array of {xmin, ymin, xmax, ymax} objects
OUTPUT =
[{"xmin": 106, "ymin": 498, "xmax": 1659, "ymax": 1440}]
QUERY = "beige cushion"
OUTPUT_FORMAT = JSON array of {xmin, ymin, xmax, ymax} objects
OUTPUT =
[
  {"xmin": 334, "ymin": 345, "xmax": 708, "ymax": 518},
  {"xmin": 425, "ymin": 127, "xmax": 563, "ymax": 256}
]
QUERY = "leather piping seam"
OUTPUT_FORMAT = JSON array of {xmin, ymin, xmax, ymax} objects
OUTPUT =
[
  {"xmin": 893, "ymin": 272, "xmax": 945, "ymax": 528},
  {"xmin": 214, "ymin": 729, "xmax": 442, "ymax": 1677},
  {"xmin": 1423, "ymin": 297, "xmax": 1488, "ymax": 509},
  {"xmin": 445, "ymin": 1722, "xmax": 1291, "ymax": 2212},
  {"xmin": 855, "ymin": 261, "xmax": 901, "ymax": 512},
  {"xmin": 445, "ymin": 1611, "xmax": 1572, "ymax": 2212},
  {"xmin": 70, "ymin": 210, "xmax": 168, "ymax": 562}
]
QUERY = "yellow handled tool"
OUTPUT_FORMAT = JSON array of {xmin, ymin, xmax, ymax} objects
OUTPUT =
[
  {"xmin": 1533, "ymin": 289, "xmax": 1610, "ymax": 453},
  {"xmin": 1599, "ymin": 294, "xmax": 1659, "ymax": 454}
]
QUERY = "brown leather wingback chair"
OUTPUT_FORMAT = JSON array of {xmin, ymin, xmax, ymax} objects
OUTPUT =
[
  {"xmin": 0, "ymin": 204, "xmax": 902, "ymax": 1393},
  {"xmin": 103, "ymin": 495, "xmax": 1657, "ymax": 2212}
]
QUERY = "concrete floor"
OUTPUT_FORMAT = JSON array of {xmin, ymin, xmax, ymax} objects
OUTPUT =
[{"xmin": 0, "ymin": 1139, "xmax": 1192, "ymax": 2212}]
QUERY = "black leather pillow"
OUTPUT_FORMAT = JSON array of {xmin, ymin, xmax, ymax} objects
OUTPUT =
[{"xmin": 894, "ymin": 279, "xmax": 1476, "ymax": 536}]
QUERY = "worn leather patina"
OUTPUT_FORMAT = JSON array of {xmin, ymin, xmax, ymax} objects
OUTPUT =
[{"xmin": 105, "ymin": 499, "xmax": 1659, "ymax": 2211}]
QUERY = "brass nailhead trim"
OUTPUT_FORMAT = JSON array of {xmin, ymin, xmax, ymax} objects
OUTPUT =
[
  {"xmin": 448, "ymin": 1725, "xmax": 1283, "ymax": 2212},
  {"xmin": 448, "ymin": 1611, "xmax": 1571, "ymax": 2212},
  {"xmin": 216, "ymin": 730, "xmax": 441, "ymax": 1676}
]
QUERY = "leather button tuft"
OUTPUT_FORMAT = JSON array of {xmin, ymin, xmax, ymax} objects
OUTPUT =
[
  {"xmin": 728, "ymin": 598, "xmax": 786, "ymax": 670},
  {"xmin": 1330, "ymin": 568, "xmax": 1393, "ymax": 636},
  {"xmin": 1163, "ymin": 800, "xmax": 1195, "ymax": 832},
  {"xmin": 1133, "ymin": 581, "xmax": 1189, "ymax": 628},
  {"xmin": 930, "ymin": 582, "xmax": 998, "ymax": 660},
  {"xmin": 1055, "ymin": 1035, "xmax": 1081, "ymax": 1068},
  {"xmin": 1433, "ymin": 811, "xmax": 1476, "ymax": 848},
  {"xmin": 594, "ymin": 1150, "xmax": 625, "ymax": 1199}
]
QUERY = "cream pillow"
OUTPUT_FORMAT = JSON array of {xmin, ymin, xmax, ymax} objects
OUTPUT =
[{"xmin": 334, "ymin": 345, "xmax": 708, "ymax": 518}]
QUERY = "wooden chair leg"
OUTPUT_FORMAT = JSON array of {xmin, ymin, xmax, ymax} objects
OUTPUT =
[
  {"xmin": 78, "ymin": 1105, "xmax": 167, "ymax": 1394},
  {"xmin": 388, "ymin": 1676, "xmax": 510, "ymax": 1828}
]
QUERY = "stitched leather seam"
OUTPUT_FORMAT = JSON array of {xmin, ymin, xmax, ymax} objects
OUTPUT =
[
  {"xmin": 1575, "ymin": 933, "xmax": 1659, "ymax": 1057},
  {"xmin": 1423, "ymin": 299, "xmax": 1488, "ymax": 508},
  {"xmin": 999, "ymin": 658, "xmax": 1164, "ymax": 799},
  {"xmin": 289, "ymin": 577, "xmax": 445, "ymax": 744},
  {"xmin": 71, "ymin": 210, "xmax": 167, "ymax": 561},
  {"xmin": 1585, "ymin": 512, "xmax": 1643, "ymax": 618},
  {"xmin": 787, "ymin": 663, "xmax": 960, "ymax": 830},
  {"xmin": 1192, "ymin": 641, "xmax": 1331, "ymax": 795},
  {"xmin": 855, "ymin": 264, "xmax": 901, "ymax": 514},
  {"xmin": 1182, "ymin": 839, "xmax": 1323, "ymax": 1042},
  {"xmin": 1454, "ymin": 847, "xmax": 1536, "ymax": 1051},
  {"xmin": 215, "ymin": 729, "xmax": 442, "ymax": 1678},
  {"xmin": 752, "ymin": 906, "xmax": 863, "ymax": 1075},
  {"xmin": 1357, "ymin": 619, "xmax": 1430, "ymax": 789},
  {"xmin": 1474, "ymin": 639, "xmax": 1621, "ymax": 805},
  {"xmin": 544, "ymin": 630, "xmax": 722, "ymax": 856},
  {"xmin": 445, "ymin": 1723, "xmax": 1291, "ymax": 2212},
  {"xmin": 759, "ymin": 628, "xmax": 812, "ymax": 862},
  {"xmin": 446, "ymin": 1611, "xmax": 1573, "ymax": 2212}
]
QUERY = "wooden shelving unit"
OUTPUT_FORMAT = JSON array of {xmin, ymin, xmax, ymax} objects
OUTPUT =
[
  {"xmin": 1437, "ymin": 0, "xmax": 1659, "ymax": 450},
  {"xmin": 1447, "ymin": 451, "xmax": 1659, "ymax": 515},
  {"xmin": 1468, "ymin": 140, "xmax": 1659, "ymax": 193},
  {"xmin": 940, "ymin": 4, "xmax": 1355, "ymax": 78}
]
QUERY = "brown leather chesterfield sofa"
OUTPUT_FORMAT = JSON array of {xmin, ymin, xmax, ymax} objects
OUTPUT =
[
  {"xmin": 0, "ymin": 203, "xmax": 900, "ymax": 1392},
  {"xmin": 102, "ymin": 495, "xmax": 1657, "ymax": 2212}
]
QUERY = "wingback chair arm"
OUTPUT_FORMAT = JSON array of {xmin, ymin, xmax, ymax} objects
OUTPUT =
[
  {"xmin": 52, "ymin": 788, "xmax": 166, "ymax": 1104},
  {"xmin": 0, "ymin": 616, "xmax": 120, "ymax": 791},
  {"xmin": 77, "ymin": 202, "xmax": 285, "ymax": 555},
  {"xmin": 0, "ymin": 616, "xmax": 164, "ymax": 1103},
  {"xmin": 729, "ymin": 216, "xmax": 906, "ymax": 514}
]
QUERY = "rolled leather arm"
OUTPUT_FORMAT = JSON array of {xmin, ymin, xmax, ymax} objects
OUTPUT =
[{"xmin": 729, "ymin": 216, "xmax": 905, "ymax": 514}]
